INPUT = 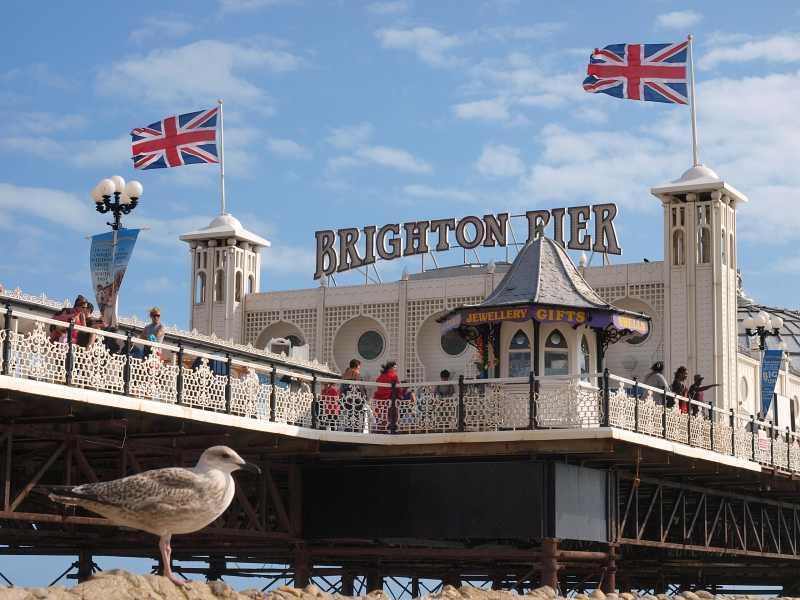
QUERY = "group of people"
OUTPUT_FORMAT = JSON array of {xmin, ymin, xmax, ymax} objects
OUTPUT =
[
  {"xmin": 50, "ymin": 295, "xmax": 165, "ymax": 360},
  {"xmin": 643, "ymin": 361, "xmax": 720, "ymax": 415},
  {"xmin": 318, "ymin": 359, "xmax": 459, "ymax": 432}
]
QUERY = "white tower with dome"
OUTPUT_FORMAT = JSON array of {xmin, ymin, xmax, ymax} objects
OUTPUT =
[
  {"xmin": 180, "ymin": 214, "xmax": 270, "ymax": 343},
  {"xmin": 651, "ymin": 164, "xmax": 747, "ymax": 411}
]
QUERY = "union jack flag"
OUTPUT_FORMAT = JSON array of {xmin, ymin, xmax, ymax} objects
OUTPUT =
[
  {"xmin": 583, "ymin": 42, "xmax": 688, "ymax": 104},
  {"xmin": 131, "ymin": 108, "xmax": 219, "ymax": 170}
]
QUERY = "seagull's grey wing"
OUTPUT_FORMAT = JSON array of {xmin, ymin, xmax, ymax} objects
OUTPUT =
[{"xmin": 66, "ymin": 467, "xmax": 206, "ymax": 511}]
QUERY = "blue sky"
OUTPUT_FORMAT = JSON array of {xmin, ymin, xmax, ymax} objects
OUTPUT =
[
  {"xmin": 4, "ymin": 2, "xmax": 800, "ymax": 331},
  {"xmin": 3, "ymin": 0, "xmax": 800, "ymax": 587}
]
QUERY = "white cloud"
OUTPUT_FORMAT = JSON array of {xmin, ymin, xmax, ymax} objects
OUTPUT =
[
  {"xmin": 475, "ymin": 143, "xmax": 526, "ymax": 178},
  {"xmin": 96, "ymin": 40, "xmax": 307, "ymax": 109},
  {"xmin": 263, "ymin": 244, "xmax": 316, "ymax": 276},
  {"xmin": 325, "ymin": 123, "xmax": 374, "ymax": 149},
  {"xmin": 326, "ymin": 156, "xmax": 361, "ymax": 174},
  {"xmin": 376, "ymin": 27, "xmax": 464, "ymax": 67},
  {"xmin": 518, "ymin": 124, "xmax": 685, "ymax": 211},
  {"xmin": 366, "ymin": 2, "xmax": 410, "ymax": 16},
  {"xmin": 0, "ymin": 183, "xmax": 95, "ymax": 231},
  {"xmin": 700, "ymin": 34, "xmax": 800, "ymax": 69},
  {"xmin": 655, "ymin": 10, "xmax": 702, "ymax": 30},
  {"xmin": 356, "ymin": 145, "xmax": 432, "ymax": 173},
  {"xmin": 129, "ymin": 15, "xmax": 194, "ymax": 42},
  {"xmin": 0, "ymin": 135, "xmax": 130, "ymax": 169},
  {"xmin": 267, "ymin": 137, "xmax": 312, "ymax": 159},
  {"xmin": 453, "ymin": 98, "xmax": 510, "ymax": 122},
  {"xmin": 403, "ymin": 185, "xmax": 475, "ymax": 202},
  {"xmin": 9, "ymin": 112, "xmax": 89, "ymax": 135},
  {"xmin": 485, "ymin": 23, "xmax": 567, "ymax": 40}
]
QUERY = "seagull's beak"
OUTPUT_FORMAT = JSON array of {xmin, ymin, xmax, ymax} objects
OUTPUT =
[{"xmin": 238, "ymin": 461, "xmax": 261, "ymax": 475}]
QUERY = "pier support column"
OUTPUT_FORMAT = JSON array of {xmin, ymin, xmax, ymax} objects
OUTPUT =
[
  {"xmin": 366, "ymin": 566, "xmax": 383, "ymax": 593},
  {"xmin": 600, "ymin": 545, "xmax": 616, "ymax": 594},
  {"xmin": 540, "ymin": 538, "xmax": 559, "ymax": 591},
  {"xmin": 340, "ymin": 572, "xmax": 355, "ymax": 596},
  {"xmin": 76, "ymin": 548, "xmax": 94, "ymax": 583},
  {"xmin": 293, "ymin": 544, "xmax": 310, "ymax": 589}
]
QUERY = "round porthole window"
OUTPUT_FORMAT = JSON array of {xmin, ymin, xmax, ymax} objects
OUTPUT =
[
  {"xmin": 739, "ymin": 376, "xmax": 749, "ymax": 402},
  {"xmin": 358, "ymin": 330, "xmax": 384, "ymax": 361},
  {"xmin": 441, "ymin": 329, "xmax": 468, "ymax": 356}
]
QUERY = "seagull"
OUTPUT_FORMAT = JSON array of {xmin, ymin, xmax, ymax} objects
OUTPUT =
[{"xmin": 41, "ymin": 446, "xmax": 260, "ymax": 589}]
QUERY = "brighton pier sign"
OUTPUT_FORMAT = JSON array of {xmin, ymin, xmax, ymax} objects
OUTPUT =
[{"xmin": 315, "ymin": 204, "xmax": 622, "ymax": 279}]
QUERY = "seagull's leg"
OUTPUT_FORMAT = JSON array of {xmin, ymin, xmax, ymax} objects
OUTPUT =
[{"xmin": 159, "ymin": 533, "xmax": 191, "ymax": 590}]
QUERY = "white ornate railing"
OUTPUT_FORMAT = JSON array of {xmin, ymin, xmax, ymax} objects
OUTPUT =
[{"xmin": 1, "ymin": 306, "xmax": 799, "ymax": 475}]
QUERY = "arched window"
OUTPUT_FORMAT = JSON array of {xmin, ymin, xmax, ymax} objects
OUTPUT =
[
  {"xmin": 508, "ymin": 330, "xmax": 531, "ymax": 378},
  {"xmin": 672, "ymin": 230, "xmax": 685, "ymax": 266},
  {"xmin": 697, "ymin": 227, "xmax": 711, "ymax": 264},
  {"xmin": 729, "ymin": 232, "xmax": 735, "ymax": 268},
  {"xmin": 286, "ymin": 334, "xmax": 304, "ymax": 347},
  {"xmin": 721, "ymin": 229, "xmax": 726, "ymax": 266},
  {"xmin": 248, "ymin": 274, "xmax": 255, "ymax": 294},
  {"xmin": 581, "ymin": 335, "xmax": 591, "ymax": 378},
  {"xmin": 213, "ymin": 270, "xmax": 224, "ymax": 302},
  {"xmin": 544, "ymin": 329, "xmax": 569, "ymax": 376},
  {"xmin": 195, "ymin": 272, "xmax": 206, "ymax": 303},
  {"xmin": 235, "ymin": 271, "xmax": 242, "ymax": 302}
]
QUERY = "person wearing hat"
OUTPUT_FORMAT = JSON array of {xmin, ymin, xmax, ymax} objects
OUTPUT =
[{"xmin": 687, "ymin": 374, "xmax": 720, "ymax": 417}]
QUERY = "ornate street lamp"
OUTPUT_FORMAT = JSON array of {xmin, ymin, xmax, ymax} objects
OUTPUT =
[
  {"xmin": 91, "ymin": 175, "xmax": 143, "ymax": 231},
  {"xmin": 743, "ymin": 310, "xmax": 784, "ymax": 351}
]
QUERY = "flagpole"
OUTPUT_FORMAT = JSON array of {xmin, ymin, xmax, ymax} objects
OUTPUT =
[
  {"xmin": 687, "ymin": 35, "xmax": 699, "ymax": 166},
  {"xmin": 218, "ymin": 99, "xmax": 226, "ymax": 215}
]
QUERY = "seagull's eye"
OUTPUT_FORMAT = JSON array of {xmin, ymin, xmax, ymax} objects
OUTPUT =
[{"xmin": 221, "ymin": 453, "xmax": 230, "ymax": 459}]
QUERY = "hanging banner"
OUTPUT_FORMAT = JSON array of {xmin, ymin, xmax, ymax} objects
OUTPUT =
[
  {"xmin": 761, "ymin": 349, "xmax": 783, "ymax": 417},
  {"xmin": 90, "ymin": 229, "xmax": 140, "ymax": 327}
]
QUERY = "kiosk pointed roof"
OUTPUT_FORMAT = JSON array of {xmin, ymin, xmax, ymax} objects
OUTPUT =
[{"xmin": 479, "ymin": 235, "xmax": 611, "ymax": 311}]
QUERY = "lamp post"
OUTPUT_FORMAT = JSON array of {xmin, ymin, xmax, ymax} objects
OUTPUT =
[
  {"xmin": 91, "ymin": 176, "xmax": 143, "ymax": 231},
  {"xmin": 743, "ymin": 310, "xmax": 784, "ymax": 351}
]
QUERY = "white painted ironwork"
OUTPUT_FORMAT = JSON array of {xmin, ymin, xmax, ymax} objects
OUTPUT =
[{"xmin": 3, "ymin": 307, "xmax": 800, "ymax": 476}]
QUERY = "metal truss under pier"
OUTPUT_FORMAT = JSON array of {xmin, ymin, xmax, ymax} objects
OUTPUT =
[{"xmin": 1, "ymin": 381, "xmax": 800, "ymax": 595}]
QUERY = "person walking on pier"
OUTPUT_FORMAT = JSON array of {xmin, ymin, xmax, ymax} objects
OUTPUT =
[{"xmin": 373, "ymin": 360, "xmax": 400, "ymax": 432}]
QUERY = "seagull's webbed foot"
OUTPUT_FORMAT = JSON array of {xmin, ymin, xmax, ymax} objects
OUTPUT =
[
  {"xmin": 165, "ymin": 568, "xmax": 192, "ymax": 590},
  {"xmin": 159, "ymin": 533, "xmax": 192, "ymax": 590}
]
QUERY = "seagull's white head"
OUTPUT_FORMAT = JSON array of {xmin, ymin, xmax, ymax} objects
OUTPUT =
[{"xmin": 196, "ymin": 446, "xmax": 261, "ymax": 475}]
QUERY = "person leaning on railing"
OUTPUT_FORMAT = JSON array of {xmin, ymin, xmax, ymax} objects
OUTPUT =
[
  {"xmin": 688, "ymin": 374, "xmax": 720, "ymax": 417},
  {"xmin": 670, "ymin": 366, "xmax": 690, "ymax": 413},
  {"xmin": 643, "ymin": 361, "xmax": 668, "ymax": 405}
]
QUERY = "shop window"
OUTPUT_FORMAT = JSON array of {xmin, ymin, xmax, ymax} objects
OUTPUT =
[
  {"xmin": 508, "ymin": 330, "xmax": 531, "ymax": 378},
  {"xmin": 544, "ymin": 329, "xmax": 569, "ymax": 376},
  {"xmin": 581, "ymin": 335, "xmax": 591, "ymax": 377},
  {"xmin": 358, "ymin": 331, "xmax": 384, "ymax": 361}
]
